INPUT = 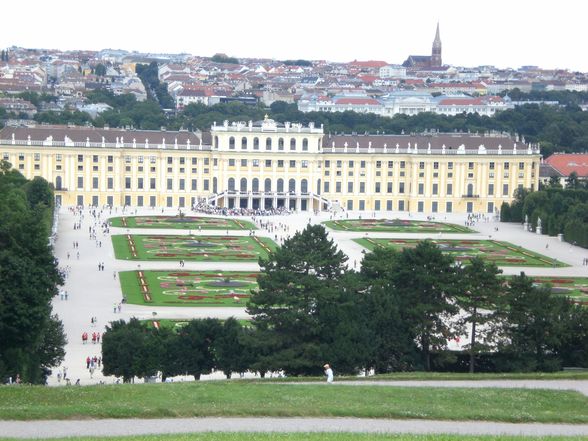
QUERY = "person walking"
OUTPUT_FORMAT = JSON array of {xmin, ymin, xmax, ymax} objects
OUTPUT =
[{"xmin": 324, "ymin": 363, "xmax": 333, "ymax": 383}]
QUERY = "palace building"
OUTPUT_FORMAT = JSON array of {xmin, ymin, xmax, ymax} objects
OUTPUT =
[{"xmin": 0, "ymin": 118, "xmax": 541, "ymax": 214}]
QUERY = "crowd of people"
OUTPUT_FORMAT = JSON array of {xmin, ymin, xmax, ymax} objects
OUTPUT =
[{"xmin": 192, "ymin": 201, "xmax": 292, "ymax": 217}]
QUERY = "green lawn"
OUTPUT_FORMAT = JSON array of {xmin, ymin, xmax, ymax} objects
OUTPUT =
[
  {"xmin": 355, "ymin": 238, "xmax": 567, "ymax": 267},
  {"xmin": 2, "ymin": 435, "xmax": 585, "ymax": 441},
  {"xmin": 324, "ymin": 218, "xmax": 473, "ymax": 233},
  {"xmin": 112, "ymin": 234, "xmax": 276, "ymax": 261},
  {"xmin": 120, "ymin": 270, "xmax": 258, "ymax": 307},
  {"xmin": 0, "ymin": 382, "xmax": 586, "ymax": 423},
  {"xmin": 109, "ymin": 215, "xmax": 256, "ymax": 230}
]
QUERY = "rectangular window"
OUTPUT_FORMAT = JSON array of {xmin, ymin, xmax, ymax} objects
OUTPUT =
[
  {"xmin": 347, "ymin": 200, "xmax": 353, "ymax": 210},
  {"xmin": 446, "ymin": 201, "xmax": 452, "ymax": 213},
  {"xmin": 432, "ymin": 201, "xmax": 438, "ymax": 213},
  {"xmin": 432, "ymin": 183, "xmax": 438, "ymax": 195},
  {"xmin": 359, "ymin": 182, "xmax": 365, "ymax": 193},
  {"xmin": 419, "ymin": 161, "xmax": 425, "ymax": 169},
  {"xmin": 253, "ymin": 159, "xmax": 260, "ymax": 167},
  {"xmin": 125, "ymin": 177, "xmax": 131, "ymax": 189},
  {"xmin": 179, "ymin": 179, "xmax": 185, "ymax": 191},
  {"xmin": 92, "ymin": 177, "xmax": 99, "ymax": 189},
  {"xmin": 387, "ymin": 161, "xmax": 393, "ymax": 168},
  {"xmin": 347, "ymin": 182, "xmax": 354, "ymax": 193},
  {"xmin": 166, "ymin": 196, "xmax": 173, "ymax": 207},
  {"xmin": 336, "ymin": 160, "xmax": 342, "ymax": 168},
  {"xmin": 167, "ymin": 157, "xmax": 173, "ymax": 165},
  {"xmin": 360, "ymin": 161, "xmax": 366, "ymax": 168},
  {"xmin": 488, "ymin": 183, "xmax": 494, "ymax": 196},
  {"xmin": 519, "ymin": 162, "xmax": 525, "ymax": 170},
  {"xmin": 301, "ymin": 160, "xmax": 308, "ymax": 168},
  {"xmin": 289, "ymin": 160, "xmax": 296, "ymax": 168},
  {"xmin": 400, "ymin": 161, "xmax": 405, "ymax": 169},
  {"xmin": 229, "ymin": 159, "xmax": 235, "ymax": 166},
  {"xmin": 374, "ymin": 200, "xmax": 381, "ymax": 210},
  {"xmin": 138, "ymin": 178, "xmax": 144, "ymax": 189},
  {"xmin": 77, "ymin": 176, "xmax": 83, "ymax": 189},
  {"xmin": 107, "ymin": 177, "xmax": 114, "ymax": 190},
  {"xmin": 398, "ymin": 200, "xmax": 405, "ymax": 211},
  {"xmin": 336, "ymin": 182, "xmax": 342, "ymax": 193},
  {"xmin": 125, "ymin": 156, "xmax": 131, "ymax": 164},
  {"xmin": 489, "ymin": 162, "xmax": 495, "ymax": 170},
  {"xmin": 375, "ymin": 182, "xmax": 381, "ymax": 193},
  {"xmin": 359, "ymin": 200, "xmax": 365, "ymax": 211},
  {"xmin": 167, "ymin": 178, "xmax": 173, "ymax": 190},
  {"xmin": 447, "ymin": 183, "xmax": 453, "ymax": 195},
  {"xmin": 468, "ymin": 162, "xmax": 474, "ymax": 169},
  {"xmin": 191, "ymin": 179, "xmax": 197, "ymax": 190},
  {"xmin": 277, "ymin": 160, "xmax": 284, "ymax": 168},
  {"xmin": 56, "ymin": 154, "xmax": 62, "ymax": 162},
  {"xmin": 150, "ymin": 156, "xmax": 156, "ymax": 164},
  {"xmin": 433, "ymin": 162, "xmax": 439, "ymax": 170},
  {"xmin": 324, "ymin": 181, "xmax": 330, "ymax": 193},
  {"xmin": 150, "ymin": 196, "xmax": 156, "ymax": 207},
  {"xmin": 418, "ymin": 183, "xmax": 424, "ymax": 195},
  {"xmin": 92, "ymin": 155, "xmax": 98, "ymax": 163},
  {"xmin": 324, "ymin": 160, "xmax": 330, "ymax": 168},
  {"xmin": 191, "ymin": 158, "xmax": 197, "ymax": 165},
  {"xmin": 348, "ymin": 160, "xmax": 354, "ymax": 168},
  {"xmin": 448, "ymin": 162, "xmax": 453, "ymax": 170},
  {"xmin": 503, "ymin": 184, "xmax": 509, "ymax": 196},
  {"xmin": 150, "ymin": 178, "xmax": 156, "ymax": 190},
  {"xmin": 386, "ymin": 200, "xmax": 392, "ymax": 210},
  {"xmin": 504, "ymin": 162, "xmax": 510, "ymax": 170},
  {"xmin": 387, "ymin": 182, "xmax": 393, "ymax": 193},
  {"xmin": 487, "ymin": 202, "xmax": 494, "ymax": 213},
  {"xmin": 376, "ymin": 161, "xmax": 382, "ymax": 168},
  {"xmin": 399, "ymin": 182, "xmax": 405, "ymax": 194},
  {"xmin": 203, "ymin": 179, "xmax": 209, "ymax": 191},
  {"xmin": 137, "ymin": 196, "xmax": 144, "ymax": 207},
  {"xmin": 241, "ymin": 159, "xmax": 247, "ymax": 167},
  {"xmin": 265, "ymin": 159, "xmax": 272, "ymax": 168},
  {"xmin": 418, "ymin": 201, "xmax": 424, "ymax": 212},
  {"xmin": 78, "ymin": 154, "xmax": 84, "ymax": 162}
]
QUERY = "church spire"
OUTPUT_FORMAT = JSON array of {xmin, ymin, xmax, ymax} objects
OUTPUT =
[{"xmin": 431, "ymin": 22, "xmax": 442, "ymax": 67}]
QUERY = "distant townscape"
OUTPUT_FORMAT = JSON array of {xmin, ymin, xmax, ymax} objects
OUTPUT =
[{"xmin": 1, "ymin": 24, "xmax": 587, "ymax": 121}]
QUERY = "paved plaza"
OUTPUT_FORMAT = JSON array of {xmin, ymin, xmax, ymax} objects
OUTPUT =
[{"xmin": 50, "ymin": 206, "xmax": 588, "ymax": 386}]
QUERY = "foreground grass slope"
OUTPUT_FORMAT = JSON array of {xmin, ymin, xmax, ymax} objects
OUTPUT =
[
  {"xmin": 2, "ymin": 434, "xmax": 586, "ymax": 441},
  {"xmin": 1, "ymin": 382, "xmax": 587, "ymax": 423}
]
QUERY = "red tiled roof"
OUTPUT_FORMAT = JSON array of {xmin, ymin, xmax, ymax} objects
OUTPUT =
[
  {"xmin": 359, "ymin": 75, "xmax": 378, "ymax": 83},
  {"xmin": 335, "ymin": 97, "xmax": 380, "ymax": 105},
  {"xmin": 545, "ymin": 154, "xmax": 588, "ymax": 177}
]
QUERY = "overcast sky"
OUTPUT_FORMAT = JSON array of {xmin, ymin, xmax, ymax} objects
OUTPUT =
[{"xmin": 2, "ymin": 0, "xmax": 585, "ymax": 72}]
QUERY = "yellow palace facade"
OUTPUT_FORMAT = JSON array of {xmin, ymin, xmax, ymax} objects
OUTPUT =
[{"xmin": 0, "ymin": 118, "xmax": 540, "ymax": 214}]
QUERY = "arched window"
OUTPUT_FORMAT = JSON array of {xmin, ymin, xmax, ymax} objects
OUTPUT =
[
  {"xmin": 301, "ymin": 179, "xmax": 308, "ymax": 193},
  {"xmin": 253, "ymin": 137, "xmax": 259, "ymax": 150},
  {"xmin": 467, "ymin": 183, "xmax": 474, "ymax": 196},
  {"xmin": 290, "ymin": 138, "xmax": 296, "ymax": 151},
  {"xmin": 278, "ymin": 138, "xmax": 284, "ymax": 150},
  {"xmin": 228, "ymin": 178, "xmax": 235, "ymax": 191},
  {"xmin": 288, "ymin": 178, "xmax": 296, "ymax": 193},
  {"xmin": 302, "ymin": 138, "xmax": 308, "ymax": 151},
  {"xmin": 240, "ymin": 178, "xmax": 248, "ymax": 192},
  {"xmin": 241, "ymin": 137, "xmax": 247, "ymax": 149},
  {"xmin": 55, "ymin": 176, "xmax": 62, "ymax": 190},
  {"xmin": 252, "ymin": 178, "xmax": 259, "ymax": 192},
  {"xmin": 264, "ymin": 178, "xmax": 272, "ymax": 192},
  {"xmin": 265, "ymin": 137, "xmax": 272, "ymax": 150},
  {"xmin": 214, "ymin": 136, "xmax": 219, "ymax": 149},
  {"xmin": 277, "ymin": 178, "xmax": 284, "ymax": 192},
  {"xmin": 229, "ymin": 136, "xmax": 235, "ymax": 149}
]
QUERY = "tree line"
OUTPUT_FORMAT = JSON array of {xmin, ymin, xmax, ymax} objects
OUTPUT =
[
  {"xmin": 501, "ymin": 179, "xmax": 588, "ymax": 248},
  {"xmin": 4, "ymin": 88, "xmax": 586, "ymax": 157},
  {"xmin": 102, "ymin": 225, "xmax": 588, "ymax": 382},
  {"xmin": 0, "ymin": 160, "xmax": 66, "ymax": 384}
]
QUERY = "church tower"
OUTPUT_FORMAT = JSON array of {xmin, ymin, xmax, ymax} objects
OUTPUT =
[{"xmin": 431, "ymin": 22, "xmax": 442, "ymax": 67}]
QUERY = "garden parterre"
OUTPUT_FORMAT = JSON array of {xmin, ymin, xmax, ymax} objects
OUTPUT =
[
  {"xmin": 112, "ymin": 234, "xmax": 276, "ymax": 261},
  {"xmin": 324, "ymin": 218, "xmax": 473, "ymax": 233},
  {"xmin": 355, "ymin": 238, "xmax": 567, "ymax": 267},
  {"xmin": 120, "ymin": 270, "xmax": 258, "ymax": 306},
  {"xmin": 109, "ymin": 215, "xmax": 256, "ymax": 230}
]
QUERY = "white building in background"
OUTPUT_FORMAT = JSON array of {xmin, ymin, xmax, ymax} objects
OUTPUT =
[
  {"xmin": 379, "ymin": 65, "xmax": 407, "ymax": 79},
  {"xmin": 298, "ymin": 91, "xmax": 512, "ymax": 117}
]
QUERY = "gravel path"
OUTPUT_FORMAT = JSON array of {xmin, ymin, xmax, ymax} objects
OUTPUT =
[{"xmin": 2, "ymin": 417, "xmax": 588, "ymax": 438}]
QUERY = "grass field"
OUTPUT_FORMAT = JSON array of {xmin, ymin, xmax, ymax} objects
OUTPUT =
[
  {"xmin": 109, "ymin": 215, "xmax": 256, "ymax": 230},
  {"xmin": 355, "ymin": 238, "xmax": 567, "ymax": 267},
  {"xmin": 120, "ymin": 270, "xmax": 258, "ymax": 306},
  {"xmin": 112, "ymin": 234, "xmax": 276, "ymax": 261},
  {"xmin": 5, "ymin": 434, "xmax": 586, "ymax": 441},
  {"xmin": 324, "ymin": 218, "xmax": 473, "ymax": 233},
  {"xmin": 0, "ymin": 382, "xmax": 586, "ymax": 423}
]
